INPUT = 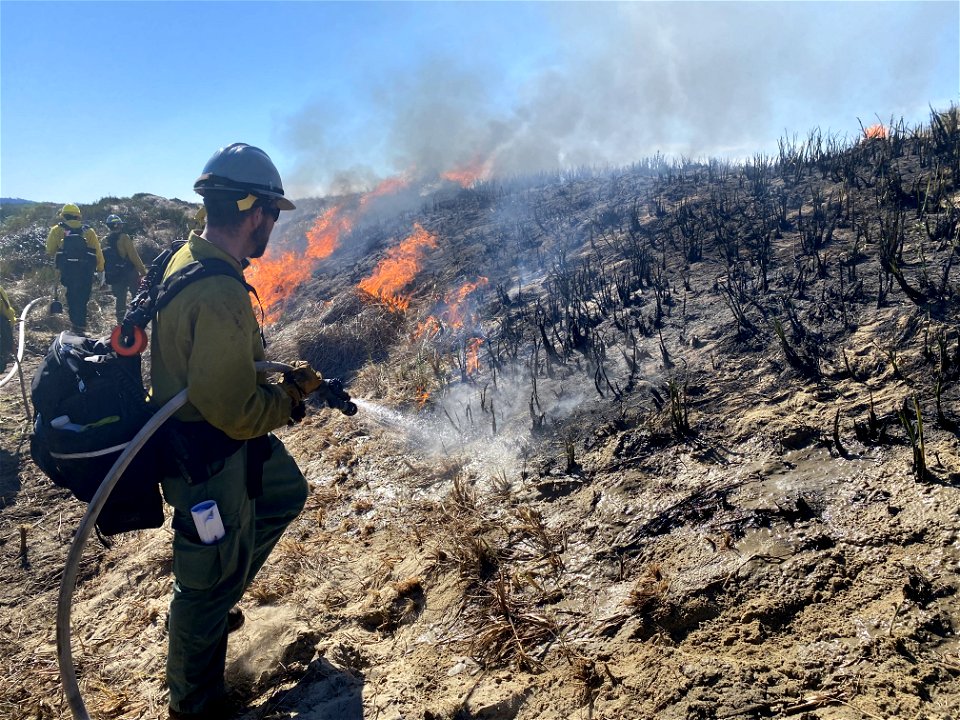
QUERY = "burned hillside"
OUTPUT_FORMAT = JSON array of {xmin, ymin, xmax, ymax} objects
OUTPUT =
[{"xmin": 2, "ymin": 107, "xmax": 960, "ymax": 720}]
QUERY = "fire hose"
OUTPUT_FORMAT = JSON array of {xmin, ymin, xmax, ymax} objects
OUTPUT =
[
  {"xmin": 57, "ymin": 360, "xmax": 356, "ymax": 720},
  {"xmin": 1, "ymin": 297, "xmax": 47, "ymax": 425}
]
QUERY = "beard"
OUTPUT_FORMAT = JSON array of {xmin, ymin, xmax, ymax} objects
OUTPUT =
[{"xmin": 248, "ymin": 220, "xmax": 272, "ymax": 259}]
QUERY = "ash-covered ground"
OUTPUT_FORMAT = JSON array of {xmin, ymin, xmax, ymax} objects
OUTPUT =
[{"xmin": 2, "ymin": 109, "xmax": 959, "ymax": 719}]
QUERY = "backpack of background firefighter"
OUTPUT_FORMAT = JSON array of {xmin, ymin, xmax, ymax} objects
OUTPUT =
[
  {"xmin": 101, "ymin": 231, "xmax": 135, "ymax": 285},
  {"xmin": 55, "ymin": 223, "xmax": 97, "ymax": 285},
  {"xmin": 29, "ymin": 332, "xmax": 165, "ymax": 535}
]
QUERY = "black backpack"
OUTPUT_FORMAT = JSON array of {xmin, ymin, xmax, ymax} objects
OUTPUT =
[
  {"xmin": 55, "ymin": 223, "xmax": 97, "ymax": 284},
  {"xmin": 30, "ymin": 241, "xmax": 252, "ymax": 536},
  {"xmin": 101, "ymin": 231, "xmax": 134, "ymax": 285}
]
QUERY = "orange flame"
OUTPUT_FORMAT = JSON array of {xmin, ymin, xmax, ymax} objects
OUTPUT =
[
  {"xmin": 358, "ymin": 223, "xmax": 438, "ymax": 311},
  {"xmin": 416, "ymin": 387, "xmax": 430, "ymax": 407},
  {"xmin": 247, "ymin": 204, "xmax": 353, "ymax": 321},
  {"xmin": 249, "ymin": 169, "xmax": 419, "ymax": 322},
  {"xmin": 863, "ymin": 124, "xmax": 888, "ymax": 140},
  {"xmin": 444, "ymin": 277, "xmax": 488, "ymax": 328},
  {"xmin": 442, "ymin": 156, "xmax": 492, "ymax": 188},
  {"xmin": 360, "ymin": 173, "xmax": 414, "ymax": 208},
  {"xmin": 414, "ymin": 315, "xmax": 442, "ymax": 340},
  {"xmin": 466, "ymin": 337, "xmax": 484, "ymax": 374},
  {"xmin": 305, "ymin": 204, "xmax": 353, "ymax": 261}
]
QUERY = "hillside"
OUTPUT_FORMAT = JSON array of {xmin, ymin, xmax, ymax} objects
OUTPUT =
[{"xmin": 2, "ymin": 107, "xmax": 959, "ymax": 720}]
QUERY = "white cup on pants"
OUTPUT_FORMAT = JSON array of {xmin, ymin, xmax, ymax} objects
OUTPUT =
[{"xmin": 190, "ymin": 500, "xmax": 226, "ymax": 544}]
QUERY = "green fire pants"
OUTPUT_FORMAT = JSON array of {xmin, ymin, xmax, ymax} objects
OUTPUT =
[
  {"xmin": 63, "ymin": 278, "xmax": 92, "ymax": 330},
  {"xmin": 110, "ymin": 281, "xmax": 134, "ymax": 324},
  {"xmin": 161, "ymin": 433, "xmax": 307, "ymax": 714}
]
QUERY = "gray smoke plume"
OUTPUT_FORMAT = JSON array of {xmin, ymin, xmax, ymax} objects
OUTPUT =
[{"xmin": 281, "ymin": 2, "xmax": 957, "ymax": 198}]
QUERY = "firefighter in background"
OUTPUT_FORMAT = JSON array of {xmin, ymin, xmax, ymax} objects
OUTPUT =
[
  {"xmin": 46, "ymin": 204, "xmax": 105, "ymax": 332},
  {"xmin": 0, "ymin": 285, "xmax": 15, "ymax": 372},
  {"xmin": 101, "ymin": 214, "xmax": 147, "ymax": 323}
]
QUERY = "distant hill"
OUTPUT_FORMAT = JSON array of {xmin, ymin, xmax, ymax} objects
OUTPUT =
[{"xmin": 0, "ymin": 197, "xmax": 37, "ymax": 206}]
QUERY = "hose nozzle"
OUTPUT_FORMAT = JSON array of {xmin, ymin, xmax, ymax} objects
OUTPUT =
[{"xmin": 321, "ymin": 378, "xmax": 358, "ymax": 416}]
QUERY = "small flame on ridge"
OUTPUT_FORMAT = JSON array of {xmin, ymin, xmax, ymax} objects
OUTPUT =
[
  {"xmin": 466, "ymin": 337, "xmax": 484, "ymax": 374},
  {"xmin": 442, "ymin": 156, "xmax": 493, "ymax": 188}
]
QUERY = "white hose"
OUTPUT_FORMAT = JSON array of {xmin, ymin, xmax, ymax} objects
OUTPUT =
[
  {"xmin": 56, "ymin": 360, "xmax": 283, "ymax": 720},
  {"xmin": 0, "ymin": 297, "xmax": 44, "ymax": 389}
]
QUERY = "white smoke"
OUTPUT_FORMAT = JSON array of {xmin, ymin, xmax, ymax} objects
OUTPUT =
[{"xmin": 281, "ymin": 2, "xmax": 958, "ymax": 198}]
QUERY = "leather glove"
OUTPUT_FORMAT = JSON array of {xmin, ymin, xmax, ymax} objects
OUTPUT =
[
  {"xmin": 96, "ymin": 271, "xmax": 106, "ymax": 287},
  {"xmin": 280, "ymin": 360, "xmax": 324, "ymax": 405}
]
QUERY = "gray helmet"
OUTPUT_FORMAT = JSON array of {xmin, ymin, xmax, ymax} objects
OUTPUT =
[{"xmin": 194, "ymin": 143, "xmax": 295, "ymax": 210}]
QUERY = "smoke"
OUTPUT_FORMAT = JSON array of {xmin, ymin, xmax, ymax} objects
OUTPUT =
[
  {"xmin": 355, "ymin": 360, "xmax": 608, "ymax": 496},
  {"xmin": 280, "ymin": 2, "xmax": 957, "ymax": 198}
]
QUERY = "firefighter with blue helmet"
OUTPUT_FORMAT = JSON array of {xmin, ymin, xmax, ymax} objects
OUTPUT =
[{"xmin": 153, "ymin": 144, "xmax": 317, "ymax": 720}]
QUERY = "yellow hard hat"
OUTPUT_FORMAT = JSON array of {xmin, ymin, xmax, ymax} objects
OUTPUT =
[{"xmin": 61, "ymin": 203, "xmax": 81, "ymax": 219}]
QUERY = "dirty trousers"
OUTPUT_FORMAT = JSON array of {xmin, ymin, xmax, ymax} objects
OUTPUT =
[
  {"xmin": 162, "ymin": 434, "xmax": 307, "ymax": 714},
  {"xmin": 63, "ymin": 280, "xmax": 92, "ymax": 330},
  {"xmin": 110, "ymin": 280, "xmax": 134, "ymax": 323}
]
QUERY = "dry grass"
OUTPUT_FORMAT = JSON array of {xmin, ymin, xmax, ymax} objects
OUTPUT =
[
  {"xmin": 627, "ymin": 562, "xmax": 669, "ymax": 612},
  {"xmin": 509, "ymin": 505, "xmax": 565, "ymax": 571},
  {"xmin": 433, "ymin": 522, "xmax": 502, "ymax": 584},
  {"xmin": 269, "ymin": 293, "xmax": 405, "ymax": 381},
  {"xmin": 468, "ymin": 571, "xmax": 559, "ymax": 671}
]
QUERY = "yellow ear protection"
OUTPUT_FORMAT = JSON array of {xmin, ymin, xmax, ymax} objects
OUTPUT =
[{"xmin": 236, "ymin": 193, "xmax": 257, "ymax": 211}]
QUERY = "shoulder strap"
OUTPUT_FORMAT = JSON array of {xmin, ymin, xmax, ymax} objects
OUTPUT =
[
  {"xmin": 118, "ymin": 242, "xmax": 262, "ymax": 345},
  {"xmin": 152, "ymin": 257, "xmax": 255, "ymax": 316},
  {"xmin": 155, "ymin": 258, "xmax": 265, "ymax": 346}
]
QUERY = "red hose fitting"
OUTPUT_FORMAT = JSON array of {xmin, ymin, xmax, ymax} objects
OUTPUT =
[{"xmin": 110, "ymin": 325, "xmax": 147, "ymax": 356}]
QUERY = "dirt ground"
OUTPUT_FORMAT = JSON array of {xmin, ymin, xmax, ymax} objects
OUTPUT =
[
  {"xmin": 3, "ymin": 273, "xmax": 959, "ymax": 720},
  {"xmin": 2, "ymin": 123, "xmax": 960, "ymax": 720}
]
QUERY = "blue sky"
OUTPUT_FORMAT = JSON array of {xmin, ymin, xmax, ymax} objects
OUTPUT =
[{"xmin": 1, "ymin": 1, "xmax": 957, "ymax": 205}]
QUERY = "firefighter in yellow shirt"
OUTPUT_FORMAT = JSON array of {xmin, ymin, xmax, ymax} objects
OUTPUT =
[
  {"xmin": 152, "ymin": 143, "xmax": 326, "ymax": 720},
  {"xmin": 101, "ymin": 214, "xmax": 147, "ymax": 323},
  {"xmin": 46, "ymin": 204, "xmax": 105, "ymax": 332}
]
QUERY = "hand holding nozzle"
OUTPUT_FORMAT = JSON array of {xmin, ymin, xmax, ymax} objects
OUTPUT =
[
  {"xmin": 279, "ymin": 361, "xmax": 357, "ymax": 417},
  {"xmin": 280, "ymin": 361, "xmax": 324, "ymax": 404}
]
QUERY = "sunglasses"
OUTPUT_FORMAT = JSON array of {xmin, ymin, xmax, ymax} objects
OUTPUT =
[{"xmin": 261, "ymin": 204, "xmax": 280, "ymax": 222}]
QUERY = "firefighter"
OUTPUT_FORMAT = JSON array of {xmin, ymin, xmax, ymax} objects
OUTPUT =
[
  {"xmin": 151, "ymin": 143, "xmax": 317, "ymax": 720},
  {"xmin": 45, "ymin": 204, "xmax": 104, "ymax": 332},
  {"xmin": 101, "ymin": 214, "xmax": 147, "ymax": 323}
]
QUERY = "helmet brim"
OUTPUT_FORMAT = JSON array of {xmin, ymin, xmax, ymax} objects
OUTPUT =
[
  {"xmin": 194, "ymin": 178, "xmax": 295, "ymax": 210},
  {"xmin": 267, "ymin": 194, "xmax": 296, "ymax": 211}
]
